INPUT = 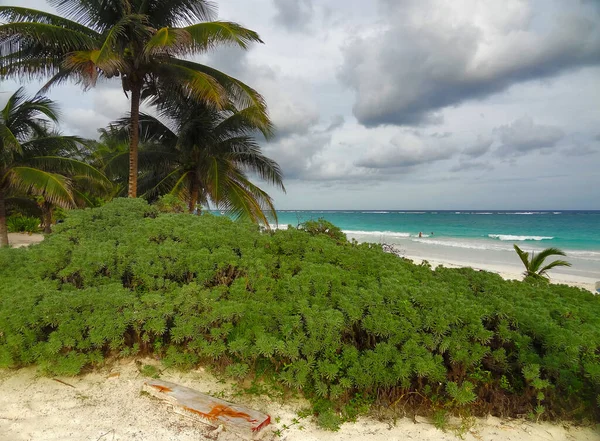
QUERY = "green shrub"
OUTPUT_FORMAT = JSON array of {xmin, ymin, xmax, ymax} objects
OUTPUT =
[
  {"xmin": 6, "ymin": 215, "xmax": 40, "ymax": 233},
  {"xmin": 1, "ymin": 198, "xmax": 599, "ymax": 427},
  {"xmin": 154, "ymin": 194, "xmax": 187, "ymax": 213},
  {"xmin": 299, "ymin": 218, "xmax": 346, "ymax": 243}
]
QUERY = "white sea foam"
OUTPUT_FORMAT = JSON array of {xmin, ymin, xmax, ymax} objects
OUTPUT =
[
  {"xmin": 362, "ymin": 211, "xmax": 390, "ymax": 214},
  {"xmin": 488, "ymin": 234, "xmax": 553, "ymax": 241},
  {"xmin": 475, "ymin": 212, "xmax": 494, "ymax": 215},
  {"xmin": 564, "ymin": 250, "xmax": 600, "ymax": 260},
  {"xmin": 411, "ymin": 238, "xmax": 509, "ymax": 251},
  {"xmin": 344, "ymin": 230, "xmax": 412, "ymax": 238}
]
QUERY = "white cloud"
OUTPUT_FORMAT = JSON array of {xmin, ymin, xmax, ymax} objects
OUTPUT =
[{"xmin": 494, "ymin": 116, "xmax": 564, "ymax": 155}]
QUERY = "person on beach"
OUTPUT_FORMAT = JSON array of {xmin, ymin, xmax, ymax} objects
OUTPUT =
[{"xmin": 419, "ymin": 232, "xmax": 422, "ymax": 238}]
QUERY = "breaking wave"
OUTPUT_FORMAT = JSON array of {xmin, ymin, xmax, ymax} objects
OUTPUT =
[{"xmin": 488, "ymin": 234, "xmax": 554, "ymax": 241}]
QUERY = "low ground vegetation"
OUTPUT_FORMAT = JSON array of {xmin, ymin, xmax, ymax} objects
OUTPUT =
[
  {"xmin": 1, "ymin": 199, "xmax": 599, "ymax": 428},
  {"xmin": 6, "ymin": 214, "xmax": 40, "ymax": 233}
]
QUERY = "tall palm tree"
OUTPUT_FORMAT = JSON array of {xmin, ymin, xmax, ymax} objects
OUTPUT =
[
  {"xmin": 513, "ymin": 244, "xmax": 572, "ymax": 281},
  {"xmin": 107, "ymin": 96, "xmax": 285, "ymax": 225},
  {"xmin": 0, "ymin": 1, "xmax": 269, "ymax": 197},
  {"xmin": 0, "ymin": 88, "xmax": 109, "ymax": 246}
]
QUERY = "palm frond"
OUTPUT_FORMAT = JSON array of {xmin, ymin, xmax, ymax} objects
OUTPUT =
[
  {"xmin": 538, "ymin": 259, "xmax": 572, "ymax": 277},
  {"xmin": 151, "ymin": 62, "xmax": 228, "ymax": 108},
  {"xmin": 0, "ymin": 22, "xmax": 97, "ymax": 54},
  {"xmin": 0, "ymin": 6, "xmax": 101, "ymax": 37},
  {"xmin": 145, "ymin": 21, "xmax": 262, "ymax": 57},
  {"xmin": 513, "ymin": 244, "xmax": 530, "ymax": 270},
  {"xmin": 529, "ymin": 247, "xmax": 567, "ymax": 273},
  {"xmin": 96, "ymin": 14, "xmax": 151, "ymax": 69},
  {"xmin": 144, "ymin": 167, "xmax": 187, "ymax": 198},
  {"xmin": 37, "ymin": 68, "xmax": 76, "ymax": 94},
  {"xmin": 218, "ymin": 137, "xmax": 285, "ymax": 191},
  {"xmin": 113, "ymin": 112, "xmax": 179, "ymax": 145},
  {"xmin": 62, "ymin": 50, "xmax": 103, "ymax": 88},
  {"xmin": 21, "ymin": 135, "xmax": 88, "ymax": 157},
  {"xmin": 27, "ymin": 156, "xmax": 111, "ymax": 187},
  {"xmin": 5, "ymin": 166, "xmax": 75, "ymax": 207},
  {"xmin": 168, "ymin": 170, "xmax": 191, "ymax": 199},
  {"xmin": 3, "ymin": 88, "xmax": 61, "ymax": 130},
  {"xmin": 47, "ymin": 0, "xmax": 128, "ymax": 33},
  {"xmin": 217, "ymin": 171, "xmax": 276, "ymax": 226},
  {"xmin": 144, "ymin": 27, "xmax": 192, "ymax": 56},
  {"xmin": 143, "ymin": 0, "xmax": 217, "ymax": 27},
  {"xmin": 214, "ymin": 105, "xmax": 274, "ymax": 139},
  {"xmin": 160, "ymin": 59, "xmax": 267, "ymax": 117},
  {"xmin": 0, "ymin": 123, "xmax": 22, "ymax": 155},
  {"xmin": 0, "ymin": 56, "xmax": 65, "ymax": 82}
]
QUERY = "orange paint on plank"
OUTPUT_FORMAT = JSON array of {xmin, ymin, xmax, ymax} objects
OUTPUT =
[
  {"xmin": 252, "ymin": 415, "xmax": 271, "ymax": 432},
  {"xmin": 150, "ymin": 384, "xmax": 172, "ymax": 393},
  {"xmin": 183, "ymin": 404, "xmax": 258, "ymax": 424}
]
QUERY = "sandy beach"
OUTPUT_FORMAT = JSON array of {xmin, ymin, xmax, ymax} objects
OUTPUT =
[
  {"xmin": 402, "ymin": 253, "xmax": 598, "ymax": 293},
  {"xmin": 345, "ymin": 232, "xmax": 599, "ymax": 293},
  {"xmin": 1, "ymin": 359, "xmax": 599, "ymax": 441}
]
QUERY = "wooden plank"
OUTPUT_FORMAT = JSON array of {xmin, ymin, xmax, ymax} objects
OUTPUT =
[{"xmin": 142, "ymin": 379, "xmax": 271, "ymax": 439}]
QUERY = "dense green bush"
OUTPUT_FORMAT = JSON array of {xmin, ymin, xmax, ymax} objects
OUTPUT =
[
  {"xmin": 1, "ymin": 198, "xmax": 599, "ymax": 424},
  {"xmin": 6, "ymin": 215, "xmax": 40, "ymax": 233},
  {"xmin": 154, "ymin": 194, "xmax": 187, "ymax": 213}
]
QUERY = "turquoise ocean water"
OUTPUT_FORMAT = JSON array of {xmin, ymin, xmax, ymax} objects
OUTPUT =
[{"xmin": 269, "ymin": 210, "xmax": 600, "ymax": 261}]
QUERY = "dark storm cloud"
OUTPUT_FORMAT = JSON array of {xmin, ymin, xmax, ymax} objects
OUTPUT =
[
  {"xmin": 339, "ymin": 0, "xmax": 600, "ymax": 127},
  {"xmin": 272, "ymin": 0, "xmax": 314, "ymax": 31},
  {"xmin": 494, "ymin": 116, "xmax": 564, "ymax": 156}
]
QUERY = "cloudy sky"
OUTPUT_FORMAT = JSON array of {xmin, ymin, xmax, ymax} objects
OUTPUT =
[{"xmin": 3, "ymin": 0, "xmax": 600, "ymax": 209}]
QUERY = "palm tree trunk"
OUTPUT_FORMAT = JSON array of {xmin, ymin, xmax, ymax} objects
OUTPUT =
[
  {"xmin": 42, "ymin": 202, "xmax": 53, "ymax": 234},
  {"xmin": 0, "ymin": 189, "xmax": 9, "ymax": 247},
  {"xmin": 128, "ymin": 82, "xmax": 142, "ymax": 198},
  {"xmin": 189, "ymin": 177, "xmax": 199, "ymax": 214}
]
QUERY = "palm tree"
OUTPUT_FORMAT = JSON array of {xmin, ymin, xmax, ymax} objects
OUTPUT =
[
  {"xmin": 513, "ymin": 244, "xmax": 572, "ymax": 281},
  {"xmin": 0, "ymin": 1, "xmax": 269, "ymax": 197},
  {"xmin": 106, "ymin": 96, "xmax": 285, "ymax": 225},
  {"xmin": 0, "ymin": 88, "xmax": 109, "ymax": 246}
]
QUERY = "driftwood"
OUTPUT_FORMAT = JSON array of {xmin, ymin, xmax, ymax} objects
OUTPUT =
[{"xmin": 142, "ymin": 379, "xmax": 271, "ymax": 440}]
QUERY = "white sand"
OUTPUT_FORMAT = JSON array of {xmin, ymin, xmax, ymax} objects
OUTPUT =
[
  {"xmin": 403, "ymin": 253, "xmax": 598, "ymax": 293},
  {"xmin": 1, "ymin": 360, "xmax": 599, "ymax": 441},
  {"xmin": 6, "ymin": 233, "xmax": 45, "ymax": 248}
]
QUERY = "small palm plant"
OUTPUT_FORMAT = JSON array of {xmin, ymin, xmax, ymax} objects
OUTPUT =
[{"xmin": 513, "ymin": 244, "xmax": 572, "ymax": 281}]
